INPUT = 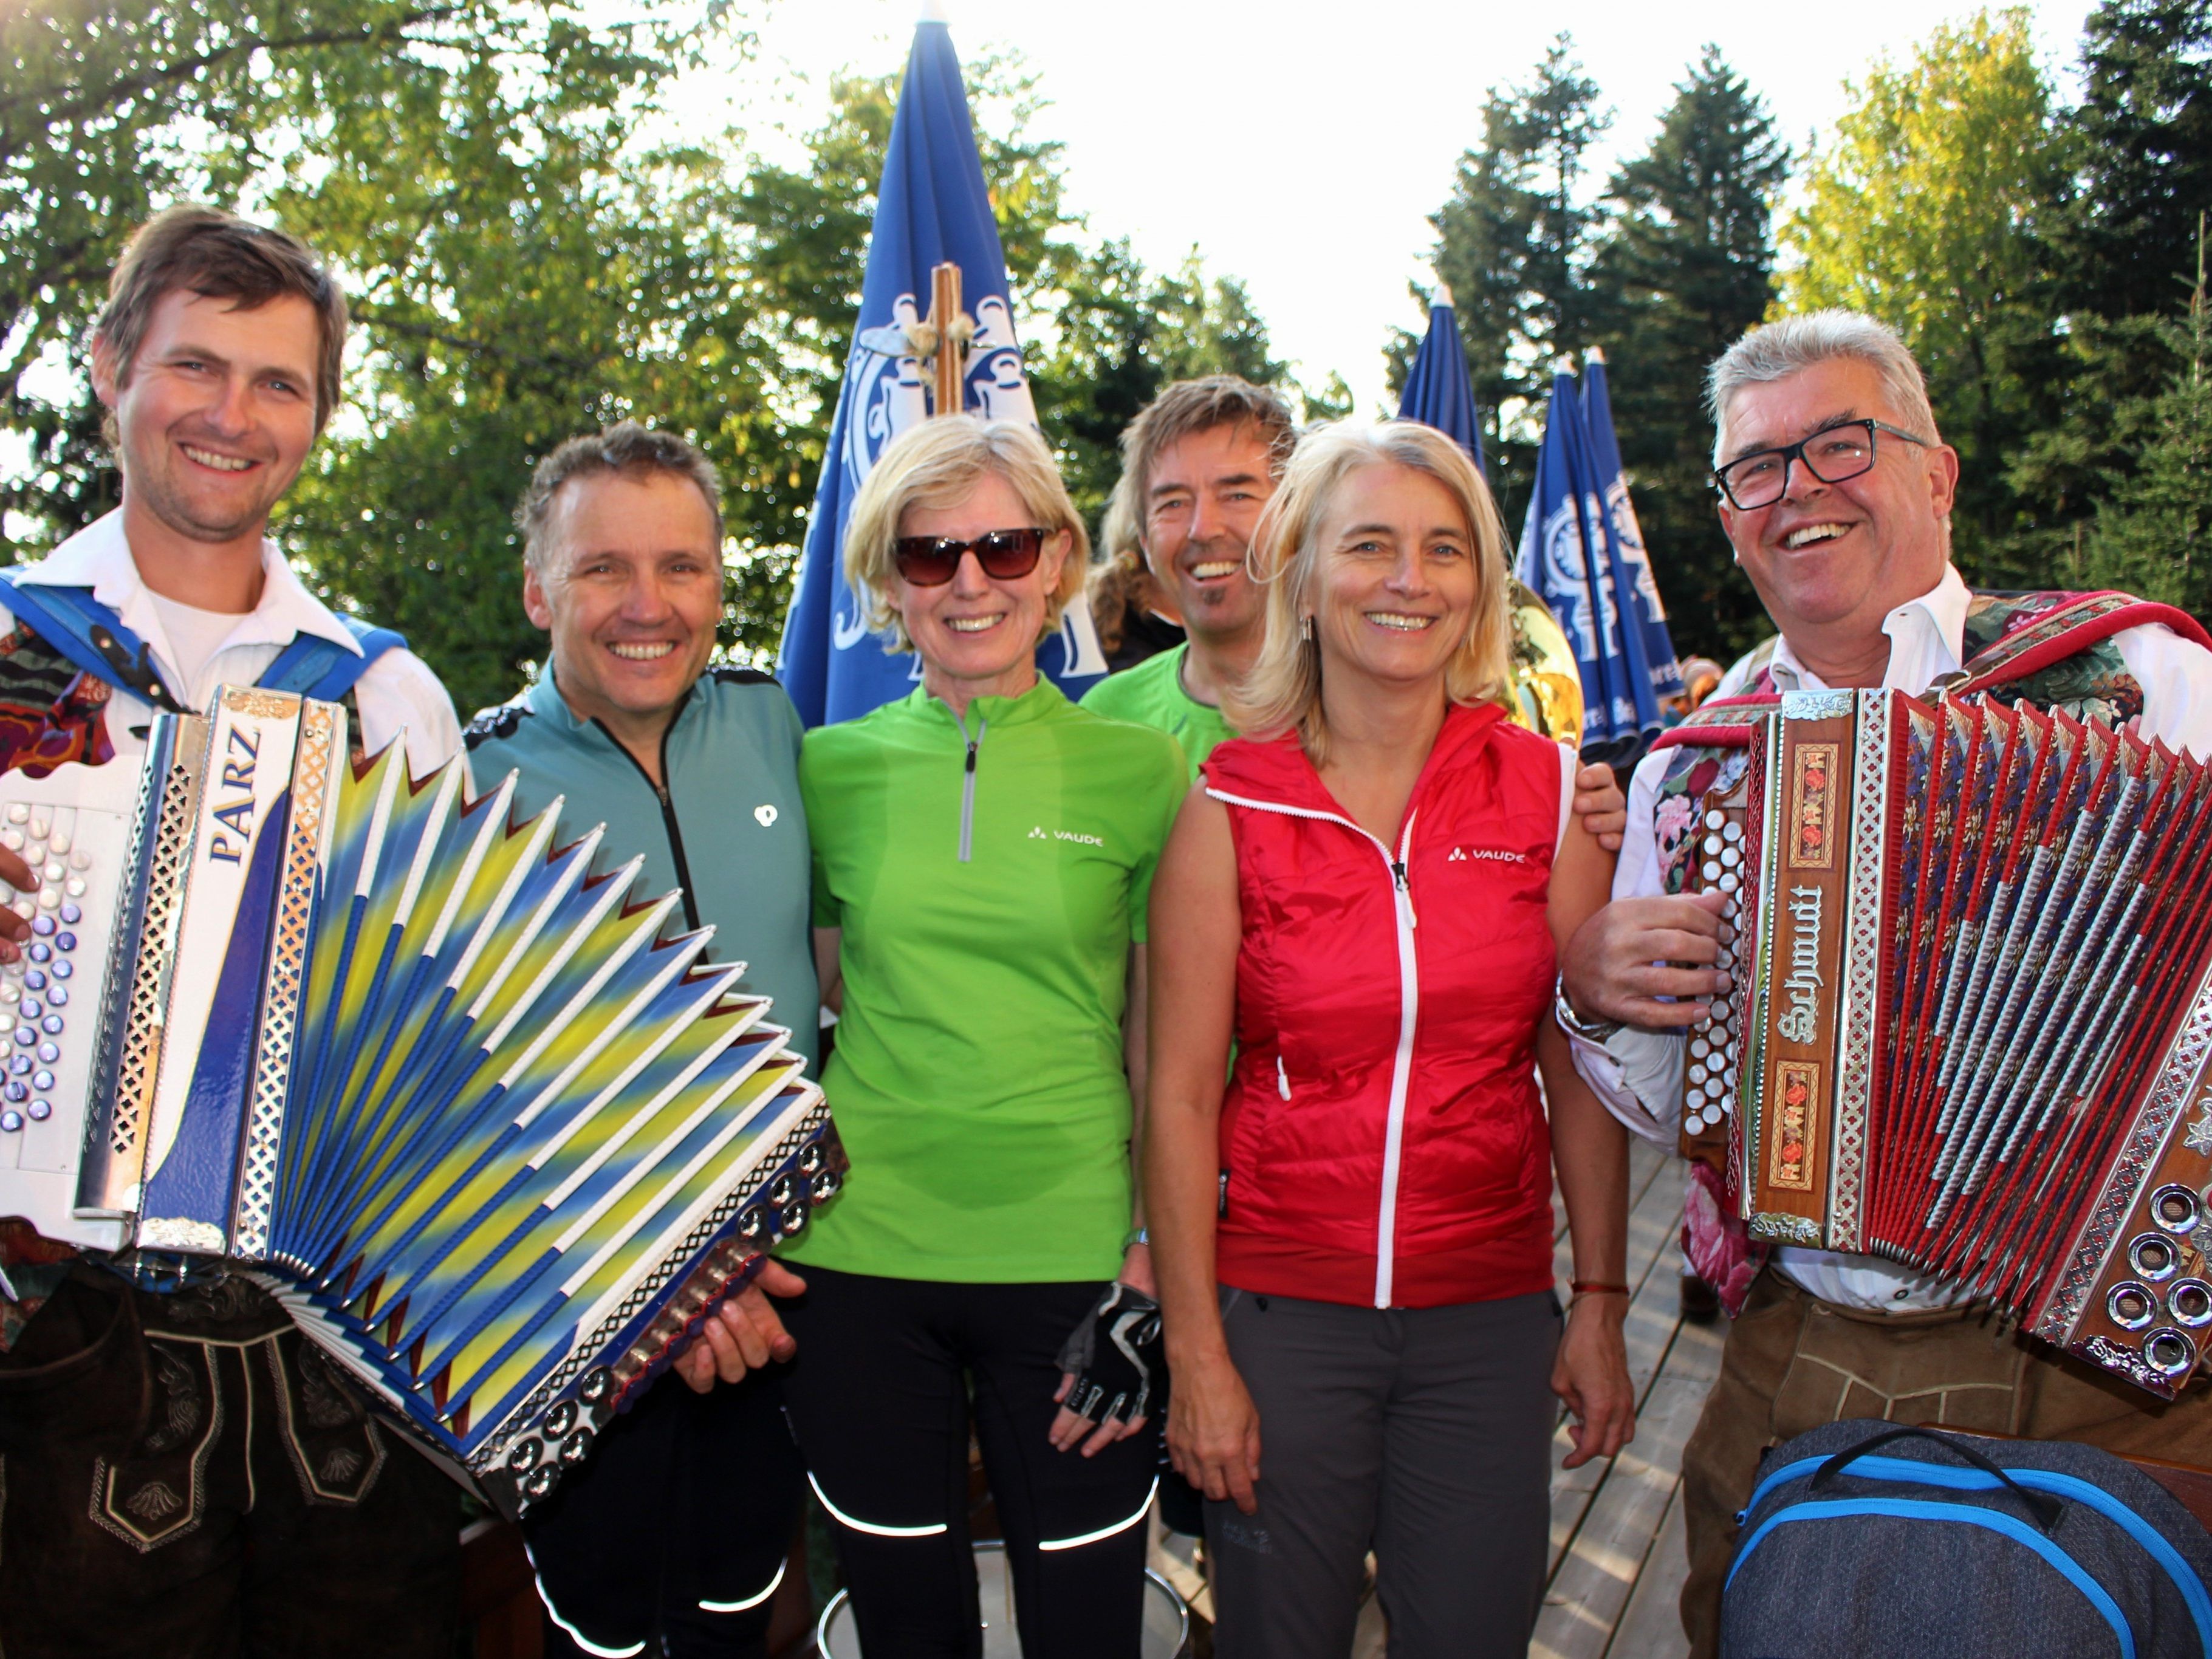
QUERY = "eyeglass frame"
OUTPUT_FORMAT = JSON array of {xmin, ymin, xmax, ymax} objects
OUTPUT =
[
  {"xmin": 1710, "ymin": 418, "xmax": 1933, "ymax": 510},
  {"xmin": 890, "ymin": 527, "xmax": 1053, "ymax": 587}
]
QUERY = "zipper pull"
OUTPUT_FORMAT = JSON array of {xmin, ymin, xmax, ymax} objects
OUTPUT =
[
  {"xmin": 1276, "ymin": 1055, "xmax": 1291, "ymax": 1100},
  {"xmin": 965, "ymin": 741, "xmax": 978, "ymax": 773},
  {"xmin": 1391, "ymin": 859, "xmax": 1417, "ymax": 928}
]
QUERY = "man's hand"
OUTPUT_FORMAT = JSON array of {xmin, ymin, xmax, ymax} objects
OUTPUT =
[
  {"xmin": 671, "ymin": 1259, "xmax": 806, "ymax": 1393},
  {"xmin": 0, "ymin": 846, "xmax": 35, "ymax": 964},
  {"xmin": 1560, "ymin": 888, "xmax": 1730, "ymax": 1029},
  {"xmin": 1572, "ymin": 762, "xmax": 1627, "ymax": 852}
]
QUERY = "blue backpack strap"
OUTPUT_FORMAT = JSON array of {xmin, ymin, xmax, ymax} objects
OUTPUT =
[
  {"xmin": 256, "ymin": 616, "xmax": 408, "ymax": 701},
  {"xmin": 0, "ymin": 570, "xmax": 180, "ymax": 708}
]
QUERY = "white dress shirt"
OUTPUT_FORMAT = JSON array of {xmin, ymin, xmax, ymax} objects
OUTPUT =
[
  {"xmin": 7, "ymin": 509, "xmax": 461, "ymax": 774},
  {"xmin": 1570, "ymin": 564, "xmax": 2212, "ymax": 1310}
]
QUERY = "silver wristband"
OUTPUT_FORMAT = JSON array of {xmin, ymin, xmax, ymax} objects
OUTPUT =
[{"xmin": 1553, "ymin": 976, "xmax": 1621, "ymax": 1044}]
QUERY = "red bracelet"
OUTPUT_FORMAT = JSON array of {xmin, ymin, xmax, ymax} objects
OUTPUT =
[{"xmin": 1570, "ymin": 1280, "xmax": 1631, "ymax": 1297}]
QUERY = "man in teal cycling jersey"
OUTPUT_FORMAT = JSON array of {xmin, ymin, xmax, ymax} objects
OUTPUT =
[
  {"xmin": 1083, "ymin": 377, "xmax": 1629, "ymax": 844},
  {"xmin": 467, "ymin": 423, "xmax": 815, "ymax": 1659}
]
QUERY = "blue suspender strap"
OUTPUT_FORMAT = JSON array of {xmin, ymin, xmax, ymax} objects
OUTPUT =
[
  {"xmin": 250, "ymin": 620, "xmax": 407, "ymax": 701},
  {"xmin": 0, "ymin": 572, "xmax": 177, "ymax": 706}
]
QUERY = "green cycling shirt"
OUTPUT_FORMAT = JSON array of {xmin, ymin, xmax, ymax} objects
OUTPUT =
[
  {"xmin": 463, "ymin": 663, "xmax": 820, "ymax": 1070},
  {"xmin": 789, "ymin": 678, "xmax": 1186, "ymax": 1284},
  {"xmin": 1080, "ymin": 642, "xmax": 1235, "ymax": 782}
]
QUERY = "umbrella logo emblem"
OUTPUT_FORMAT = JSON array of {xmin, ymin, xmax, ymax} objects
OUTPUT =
[{"xmin": 755, "ymin": 804, "xmax": 778, "ymax": 827}]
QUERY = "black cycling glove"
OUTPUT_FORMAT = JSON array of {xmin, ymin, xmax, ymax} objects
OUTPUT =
[{"xmin": 1054, "ymin": 1282, "xmax": 1163, "ymax": 1429}]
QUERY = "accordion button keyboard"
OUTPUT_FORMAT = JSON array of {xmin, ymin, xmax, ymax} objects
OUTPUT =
[{"xmin": 26, "ymin": 1101, "xmax": 47, "ymax": 1121}]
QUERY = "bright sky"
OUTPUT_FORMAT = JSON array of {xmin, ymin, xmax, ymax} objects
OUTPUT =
[{"xmin": 690, "ymin": 0, "xmax": 2086, "ymax": 411}]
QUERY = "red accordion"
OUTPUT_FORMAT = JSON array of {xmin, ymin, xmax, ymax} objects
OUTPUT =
[{"xmin": 1685, "ymin": 688, "xmax": 2212, "ymax": 1398}]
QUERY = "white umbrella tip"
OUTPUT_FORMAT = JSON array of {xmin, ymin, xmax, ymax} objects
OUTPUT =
[
  {"xmin": 919, "ymin": 0, "xmax": 950, "ymax": 20},
  {"xmin": 1584, "ymin": 345, "xmax": 1607, "ymax": 365},
  {"xmin": 1433, "ymin": 281, "xmax": 1454, "ymax": 309}
]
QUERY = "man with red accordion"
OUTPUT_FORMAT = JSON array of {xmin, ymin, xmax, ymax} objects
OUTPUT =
[{"xmin": 1556, "ymin": 309, "xmax": 2212, "ymax": 1657}]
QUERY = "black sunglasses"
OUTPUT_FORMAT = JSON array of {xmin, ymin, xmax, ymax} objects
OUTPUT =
[{"xmin": 891, "ymin": 527, "xmax": 1050, "ymax": 586}]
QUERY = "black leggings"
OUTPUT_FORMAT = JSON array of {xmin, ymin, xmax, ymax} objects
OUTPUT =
[
  {"xmin": 779, "ymin": 1265, "xmax": 1157, "ymax": 1659},
  {"xmin": 521, "ymin": 1365, "xmax": 804, "ymax": 1658}
]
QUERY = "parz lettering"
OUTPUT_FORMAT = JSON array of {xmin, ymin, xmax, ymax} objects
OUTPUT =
[{"xmin": 207, "ymin": 724, "xmax": 260, "ymax": 864}]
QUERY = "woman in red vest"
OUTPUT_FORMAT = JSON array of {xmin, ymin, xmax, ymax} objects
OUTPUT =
[{"xmin": 1145, "ymin": 420, "xmax": 1636, "ymax": 1659}]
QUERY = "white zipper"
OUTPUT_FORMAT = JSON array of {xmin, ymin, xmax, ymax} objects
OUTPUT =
[
  {"xmin": 950, "ymin": 708, "xmax": 988, "ymax": 862},
  {"xmin": 1206, "ymin": 787, "xmax": 1420, "ymax": 1308}
]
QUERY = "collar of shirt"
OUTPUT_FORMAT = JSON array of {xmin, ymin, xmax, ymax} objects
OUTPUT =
[
  {"xmin": 1756, "ymin": 564, "xmax": 1971, "ymax": 695},
  {"xmin": 522, "ymin": 659, "xmax": 701, "ymax": 741},
  {"xmin": 18, "ymin": 507, "xmax": 366, "ymax": 690}
]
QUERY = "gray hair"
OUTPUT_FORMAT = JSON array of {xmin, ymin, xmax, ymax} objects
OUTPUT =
[
  {"xmin": 515, "ymin": 421, "xmax": 724, "ymax": 572},
  {"xmin": 1706, "ymin": 310, "xmax": 1941, "ymax": 462}
]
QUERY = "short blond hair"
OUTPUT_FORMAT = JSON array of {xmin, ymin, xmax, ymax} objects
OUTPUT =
[
  {"xmin": 1226, "ymin": 421, "xmax": 1512, "ymax": 764},
  {"xmin": 843, "ymin": 417, "xmax": 1091, "ymax": 654}
]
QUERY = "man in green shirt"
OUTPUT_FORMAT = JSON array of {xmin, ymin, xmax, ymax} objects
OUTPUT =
[
  {"xmin": 1082, "ymin": 377, "xmax": 1629, "ymax": 844},
  {"xmin": 467, "ymin": 422, "xmax": 811, "ymax": 1659}
]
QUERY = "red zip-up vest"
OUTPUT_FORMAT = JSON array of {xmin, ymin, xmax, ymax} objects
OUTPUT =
[{"xmin": 1201, "ymin": 702, "xmax": 1568, "ymax": 1308}]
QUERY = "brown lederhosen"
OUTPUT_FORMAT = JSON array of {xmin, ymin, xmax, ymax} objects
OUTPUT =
[
  {"xmin": 0, "ymin": 1265, "xmax": 460, "ymax": 1659},
  {"xmin": 1679, "ymin": 1268, "xmax": 2212, "ymax": 1657}
]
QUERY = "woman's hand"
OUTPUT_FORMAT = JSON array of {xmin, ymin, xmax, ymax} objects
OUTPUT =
[
  {"xmin": 1168, "ymin": 1348, "xmax": 1263, "ymax": 1514},
  {"xmin": 1050, "ymin": 1255, "xmax": 1162, "ymax": 1457},
  {"xmin": 1552, "ymin": 1294, "xmax": 1635, "ymax": 1469}
]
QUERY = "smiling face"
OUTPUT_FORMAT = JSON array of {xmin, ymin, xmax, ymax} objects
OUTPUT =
[
  {"xmin": 1313, "ymin": 462, "xmax": 1478, "ymax": 693},
  {"xmin": 891, "ymin": 470, "xmax": 1070, "ymax": 710},
  {"xmin": 1142, "ymin": 421, "xmax": 1274, "ymax": 645},
  {"xmin": 92, "ymin": 287, "xmax": 322, "ymax": 556},
  {"xmin": 523, "ymin": 468, "xmax": 723, "ymax": 731},
  {"xmin": 1716, "ymin": 357, "xmax": 1959, "ymax": 640}
]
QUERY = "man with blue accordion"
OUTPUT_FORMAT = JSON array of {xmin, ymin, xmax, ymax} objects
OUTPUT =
[
  {"xmin": 466, "ymin": 423, "xmax": 820, "ymax": 1659},
  {"xmin": 0, "ymin": 207, "xmax": 465, "ymax": 1655}
]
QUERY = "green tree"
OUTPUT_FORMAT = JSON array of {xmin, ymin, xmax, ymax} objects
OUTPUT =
[
  {"xmin": 1588, "ymin": 46, "xmax": 1789, "ymax": 664},
  {"xmin": 1778, "ymin": 9, "xmax": 2063, "ymax": 561},
  {"xmin": 1425, "ymin": 33, "xmax": 1612, "ymax": 513},
  {"xmin": 2003, "ymin": 0, "xmax": 2212, "ymax": 586},
  {"xmin": 2078, "ymin": 221, "xmax": 2212, "ymax": 615}
]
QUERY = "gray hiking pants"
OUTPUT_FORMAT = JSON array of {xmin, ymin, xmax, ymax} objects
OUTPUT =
[{"xmin": 1203, "ymin": 1286, "xmax": 1561, "ymax": 1659}]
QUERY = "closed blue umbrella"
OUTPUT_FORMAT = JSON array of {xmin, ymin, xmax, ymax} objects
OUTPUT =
[
  {"xmin": 1395, "ymin": 285, "xmax": 1484, "ymax": 474},
  {"xmin": 1580, "ymin": 349, "xmax": 1685, "ymax": 712},
  {"xmin": 776, "ymin": 7, "xmax": 1106, "ymax": 725},
  {"xmin": 1515, "ymin": 366, "xmax": 1654, "ymax": 756}
]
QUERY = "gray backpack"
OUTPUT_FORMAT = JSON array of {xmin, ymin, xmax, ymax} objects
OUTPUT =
[{"xmin": 1722, "ymin": 1421, "xmax": 2212, "ymax": 1658}]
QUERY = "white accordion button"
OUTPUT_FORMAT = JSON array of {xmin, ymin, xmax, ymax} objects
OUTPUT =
[
  {"xmin": 63, "ymin": 879, "xmax": 84, "ymax": 898},
  {"xmin": 0, "ymin": 830, "xmax": 19, "ymax": 853},
  {"xmin": 29, "ymin": 816, "xmax": 48, "ymax": 841},
  {"xmin": 5, "ymin": 806, "xmax": 26, "ymax": 826},
  {"xmin": 36, "ymin": 888, "xmax": 57, "ymax": 910},
  {"xmin": 41, "ymin": 862, "xmax": 61, "ymax": 883},
  {"xmin": 45, "ymin": 832, "xmax": 67, "ymax": 855},
  {"xmin": 68, "ymin": 849, "xmax": 89, "ymax": 871}
]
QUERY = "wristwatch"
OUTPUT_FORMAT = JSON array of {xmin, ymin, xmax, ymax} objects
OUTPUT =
[
  {"xmin": 1553, "ymin": 976, "xmax": 1621, "ymax": 1045},
  {"xmin": 1121, "ymin": 1226, "xmax": 1149, "ymax": 1250}
]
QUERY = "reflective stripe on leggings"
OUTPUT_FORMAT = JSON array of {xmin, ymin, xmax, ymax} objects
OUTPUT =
[{"xmin": 808, "ymin": 1471, "xmax": 950, "ymax": 1538}]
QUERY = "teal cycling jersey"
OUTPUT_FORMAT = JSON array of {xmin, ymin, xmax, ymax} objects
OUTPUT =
[{"xmin": 465, "ymin": 663, "xmax": 820, "ymax": 1068}]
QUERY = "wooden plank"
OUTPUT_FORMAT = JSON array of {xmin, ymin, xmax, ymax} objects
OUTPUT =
[
  {"xmin": 1604, "ymin": 1476, "xmax": 1691, "ymax": 1659},
  {"xmin": 1533, "ymin": 1301, "xmax": 1727, "ymax": 1659}
]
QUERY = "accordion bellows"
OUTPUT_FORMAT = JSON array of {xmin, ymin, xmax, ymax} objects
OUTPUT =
[
  {"xmin": 0, "ymin": 686, "xmax": 841, "ymax": 1516},
  {"xmin": 1693, "ymin": 688, "xmax": 2212, "ymax": 1398}
]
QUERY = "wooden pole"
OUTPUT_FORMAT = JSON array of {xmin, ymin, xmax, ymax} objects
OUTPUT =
[{"xmin": 928, "ymin": 261, "xmax": 965, "ymax": 417}]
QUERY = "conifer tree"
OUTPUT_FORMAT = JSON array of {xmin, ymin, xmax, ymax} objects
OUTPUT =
[{"xmin": 1588, "ymin": 46, "xmax": 1789, "ymax": 663}]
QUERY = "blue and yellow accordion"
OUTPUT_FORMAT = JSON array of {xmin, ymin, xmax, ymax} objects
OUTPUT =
[{"xmin": 0, "ymin": 686, "xmax": 840, "ymax": 1515}]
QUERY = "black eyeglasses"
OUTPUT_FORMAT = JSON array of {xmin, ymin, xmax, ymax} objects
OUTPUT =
[
  {"xmin": 1712, "ymin": 419, "xmax": 1931, "ymax": 510},
  {"xmin": 891, "ymin": 527, "xmax": 1050, "ymax": 586}
]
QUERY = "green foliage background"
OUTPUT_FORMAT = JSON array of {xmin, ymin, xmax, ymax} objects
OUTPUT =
[{"xmin": 4, "ymin": 0, "xmax": 2210, "ymax": 710}]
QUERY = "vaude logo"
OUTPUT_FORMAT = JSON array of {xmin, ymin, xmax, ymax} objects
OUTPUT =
[
  {"xmin": 1029, "ymin": 824, "xmax": 1104, "ymax": 847},
  {"xmin": 1447, "ymin": 846, "xmax": 1526, "ymax": 864}
]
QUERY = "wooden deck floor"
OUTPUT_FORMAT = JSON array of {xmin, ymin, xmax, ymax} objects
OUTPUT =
[{"xmin": 1147, "ymin": 1135, "xmax": 1719, "ymax": 1659}]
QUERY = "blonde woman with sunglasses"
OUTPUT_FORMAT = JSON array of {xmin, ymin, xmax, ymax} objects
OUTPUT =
[{"xmin": 778, "ymin": 416, "xmax": 1185, "ymax": 1659}]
